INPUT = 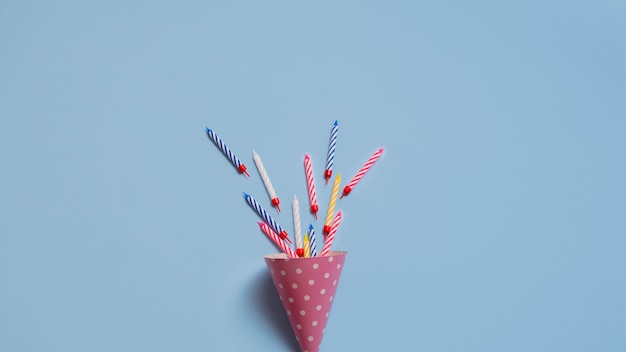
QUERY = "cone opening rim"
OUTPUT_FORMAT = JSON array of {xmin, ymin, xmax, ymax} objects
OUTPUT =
[{"xmin": 264, "ymin": 251, "xmax": 347, "ymax": 261}]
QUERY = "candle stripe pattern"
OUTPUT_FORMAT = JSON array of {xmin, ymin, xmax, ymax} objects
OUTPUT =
[
  {"xmin": 304, "ymin": 154, "xmax": 319, "ymax": 218},
  {"xmin": 324, "ymin": 173, "xmax": 341, "ymax": 235},
  {"xmin": 321, "ymin": 210, "xmax": 342, "ymax": 257},
  {"xmin": 303, "ymin": 233, "xmax": 311, "ymax": 258},
  {"xmin": 308, "ymin": 224, "xmax": 317, "ymax": 257},
  {"xmin": 341, "ymin": 148, "xmax": 383, "ymax": 199},
  {"xmin": 205, "ymin": 127, "xmax": 249, "ymax": 177},
  {"xmin": 243, "ymin": 192, "xmax": 291, "ymax": 244},
  {"xmin": 324, "ymin": 120, "xmax": 339, "ymax": 184},
  {"xmin": 258, "ymin": 222, "xmax": 297, "ymax": 258},
  {"xmin": 253, "ymin": 150, "xmax": 280, "ymax": 212}
]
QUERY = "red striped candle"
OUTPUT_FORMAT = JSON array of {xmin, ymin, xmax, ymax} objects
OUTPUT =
[{"xmin": 340, "ymin": 148, "xmax": 383, "ymax": 199}]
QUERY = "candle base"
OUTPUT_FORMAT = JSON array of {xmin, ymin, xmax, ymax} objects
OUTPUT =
[
  {"xmin": 238, "ymin": 164, "xmax": 250, "ymax": 177},
  {"xmin": 340, "ymin": 185, "xmax": 352, "ymax": 199},
  {"xmin": 271, "ymin": 197, "xmax": 280, "ymax": 212},
  {"xmin": 278, "ymin": 230, "xmax": 292, "ymax": 244}
]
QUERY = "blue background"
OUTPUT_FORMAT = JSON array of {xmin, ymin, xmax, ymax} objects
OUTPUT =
[{"xmin": 1, "ymin": 1, "xmax": 625, "ymax": 351}]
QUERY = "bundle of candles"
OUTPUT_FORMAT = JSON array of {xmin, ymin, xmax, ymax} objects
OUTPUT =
[{"xmin": 205, "ymin": 121, "xmax": 383, "ymax": 258}]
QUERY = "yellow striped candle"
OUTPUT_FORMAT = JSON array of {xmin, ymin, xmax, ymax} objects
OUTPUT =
[
  {"xmin": 303, "ymin": 233, "xmax": 311, "ymax": 258},
  {"xmin": 323, "ymin": 173, "xmax": 341, "ymax": 235}
]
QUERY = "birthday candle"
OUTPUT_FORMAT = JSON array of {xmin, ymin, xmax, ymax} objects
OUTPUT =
[
  {"xmin": 323, "ymin": 173, "xmax": 341, "ymax": 236},
  {"xmin": 243, "ymin": 192, "xmax": 291, "ymax": 244},
  {"xmin": 303, "ymin": 233, "xmax": 311, "ymax": 258},
  {"xmin": 308, "ymin": 224, "xmax": 317, "ymax": 257},
  {"xmin": 293, "ymin": 195, "xmax": 304, "ymax": 257},
  {"xmin": 258, "ymin": 222, "xmax": 297, "ymax": 258},
  {"xmin": 324, "ymin": 120, "xmax": 339, "ymax": 185},
  {"xmin": 340, "ymin": 148, "xmax": 383, "ymax": 199},
  {"xmin": 304, "ymin": 154, "xmax": 319, "ymax": 219},
  {"xmin": 321, "ymin": 210, "xmax": 342, "ymax": 257},
  {"xmin": 205, "ymin": 127, "xmax": 250, "ymax": 177},
  {"xmin": 253, "ymin": 150, "xmax": 281, "ymax": 212}
]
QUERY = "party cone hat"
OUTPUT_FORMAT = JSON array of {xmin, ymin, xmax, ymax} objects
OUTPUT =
[{"xmin": 264, "ymin": 251, "xmax": 347, "ymax": 352}]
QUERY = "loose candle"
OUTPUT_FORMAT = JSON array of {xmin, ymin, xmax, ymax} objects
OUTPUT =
[
  {"xmin": 205, "ymin": 127, "xmax": 250, "ymax": 177},
  {"xmin": 293, "ymin": 195, "xmax": 304, "ymax": 257},
  {"xmin": 258, "ymin": 222, "xmax": 297, "ymax": 258},
  {"xmin": 304, "ymin": 154, "xmax": 319, "ymax": 219},
  {"xmin": 340, "ymin": 148, "xmax": 383, "ymax": 199},
  {"xmin": 323, "ymin": 173, "xmax": 341, "ymax": 236},
  {"xmin": 243, "ymin": 192, "xmax": 291, "ymax": 244},
  {"xmin": 321, "ymin": 210, "xmax": 342, "ymax": 257},
  {"xmin": 253, "ymin": 150, "xmax": 281, "ymax": 212},
  {"xmin": 324, "ymin": 120, "xmax": 339, "ymax": 185}
]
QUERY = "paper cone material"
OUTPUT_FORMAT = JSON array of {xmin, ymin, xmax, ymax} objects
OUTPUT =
[{"xmin": 264, "ymin": 251, "xmax": 347, "ymax": 352}]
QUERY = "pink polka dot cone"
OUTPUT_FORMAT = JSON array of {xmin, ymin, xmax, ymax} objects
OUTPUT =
[{"xmin": 264, "ymin": 251, "xmax": 347, "ymax": 352}]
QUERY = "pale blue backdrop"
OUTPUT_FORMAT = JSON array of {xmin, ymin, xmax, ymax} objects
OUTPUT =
[{"xmin": 1, "ymin": 1, "xmax": 625, "ymax": 351}]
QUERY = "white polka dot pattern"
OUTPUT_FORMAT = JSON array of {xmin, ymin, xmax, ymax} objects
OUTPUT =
[{"xmin": 264, "ymin": 251, "xmax": 347, "ymax": 352}]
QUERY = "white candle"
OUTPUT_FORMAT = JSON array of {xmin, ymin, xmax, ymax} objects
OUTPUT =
[
  {"xmin": 293, "ymin": 195, "xmax": 303, "ymax": 256},
  {"xmin": 253, "ymin": 149, "xmax": 281, "ymax": 211}
]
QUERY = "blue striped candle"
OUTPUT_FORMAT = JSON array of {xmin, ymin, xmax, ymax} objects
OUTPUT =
[
  {"xmin": 243, "ymin": 192, "xmax": 291, "ymax": 244},
  {"xmin": 205, "ymin": 127, "xmax": 250, "ymax": 177},
  {"xmin": 308, "ymin": 224, "xmax": 317, "ymax": 257},
  {"xmin": 324, "ymin": 120, "xmax": 338, "ymax": 184}
]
